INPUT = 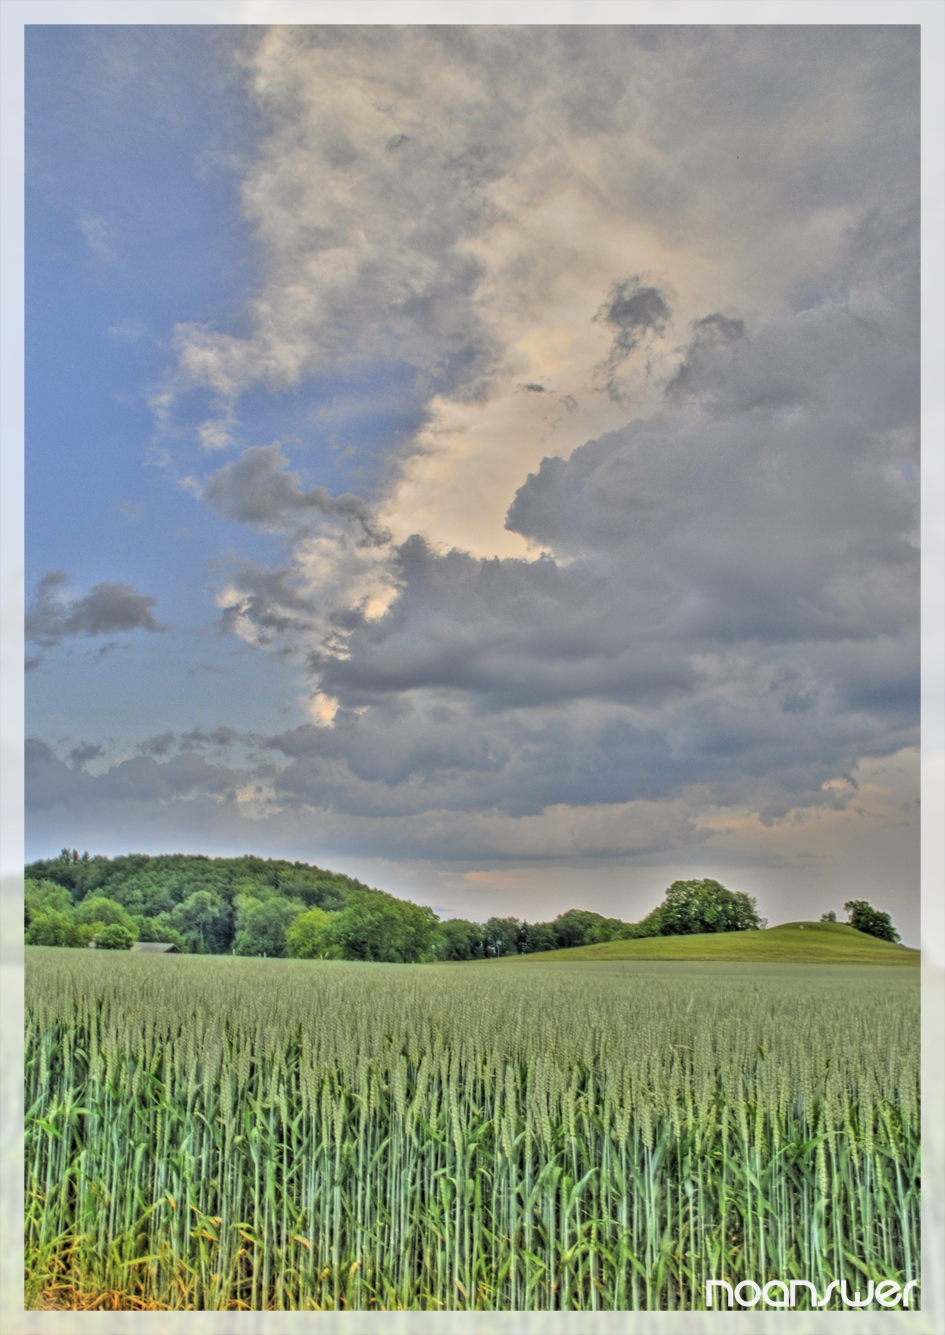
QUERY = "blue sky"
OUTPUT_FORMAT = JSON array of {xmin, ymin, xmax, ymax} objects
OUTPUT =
[
  {"xmin": 22, "ymin": 21, "xmax": 924, "ymax": 940},
  {"xmin": 27, "ymin": 27, "xmax": 285, "ymax": 724}
]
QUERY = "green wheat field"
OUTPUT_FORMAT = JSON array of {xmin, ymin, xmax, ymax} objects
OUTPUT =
[{"xmin": 25, "ymin": 933, "xmax": 920, "ymax": 1311}]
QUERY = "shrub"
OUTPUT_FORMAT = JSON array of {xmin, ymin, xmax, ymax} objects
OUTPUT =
[{"xmin": 95, "ymin": 924, "xmax": 134, "ymax": 950}]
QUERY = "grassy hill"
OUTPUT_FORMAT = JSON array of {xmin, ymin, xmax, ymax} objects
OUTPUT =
[{"xmin": 501, "ymin": 919, "xmax": 920, "ymax": 965}]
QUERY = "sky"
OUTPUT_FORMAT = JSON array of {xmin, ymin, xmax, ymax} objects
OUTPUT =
[{"xmin": 20, "ymin": 20, "xmax": 925, "ymax": 941}]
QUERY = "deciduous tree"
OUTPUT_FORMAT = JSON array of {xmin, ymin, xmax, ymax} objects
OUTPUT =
[
  {"xmin": 844, "ymin": 900, "xmax": 900, "ymax": 943},
  {"xmin": 656, "ymin": 879, "xmax": 765, "ymax": 936},
  {"xmin": 286, "ymin": 907, "xmax": 334, "ymax": 959}
]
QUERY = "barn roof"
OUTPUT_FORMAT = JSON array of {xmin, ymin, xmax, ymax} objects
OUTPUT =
[{"xmin": 131, "ymin": 942, "xmax": 181, "ymax": 953}]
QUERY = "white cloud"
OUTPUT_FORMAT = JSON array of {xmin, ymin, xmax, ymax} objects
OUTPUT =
[{"xmin": 77, "ymin": 214, "xmax": 113, "ymax": 260}]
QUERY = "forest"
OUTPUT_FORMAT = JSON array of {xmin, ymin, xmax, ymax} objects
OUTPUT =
[{"xmin": 24, "ymin": 850, "xmax": 768, "ymax": 962}]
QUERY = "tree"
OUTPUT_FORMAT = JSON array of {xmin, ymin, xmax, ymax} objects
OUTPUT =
[
  {"xmin": 170, "ymin": 890, "xmax": 231, "ymax": 953},
  {"xmin": 74, "ymin": 896, "xmax": 138, "ymax": 936},
  {"xmin": 518, "ymin": 921, "xmax": 557, "ymax": 954},
  {"xmin": 843, "ymin": 900, "xmax": 900, "ymax": 943},
  {"xmin": 550, "ymin": 909, "xmax": 625, "ymax": 948},
  {"xmin": 482, "ymin": 916, "xmax": 521, "ymax": 958},
  {"xmin": 286, "ymin": 907, "xmax": 334, "ymax": 959},
  {"xmin": 436, "ymin": 918, "xmax": 486, "ymax": 961},
  {"xmin": 96, "ymin": 923, "xmax": 134, "ymax": 950},
  {"xmin": 24, "ymin": 878, "xmax": 72, "ymax": 926},
  {"xmin": 552, "ymin": 909, "xmax": 599, "ymax": 948},
  {"xmin": 234, "ymin": 897, "xmax": 306, "ymax": 958},
  {"xmin": 22, "ymin": 852, "xmax": 409, "ymax": 954},
  {"xmin": 820, "ymin": 910, "xmax": 837, "ymax": 923},
  {"xmin": 620, "ymin": 907, "xmax": 664, "ymax": 939},
  {"xmin": 656, "ymin": 879, "xmax": 765, "ymax": 936},
  {"xmin": 330, "ymin": 890, "xmax": 439, "ymax": 963},
  {"xmin": 26, "ymin": 910, "xmax": 81, "ymax": 947}
]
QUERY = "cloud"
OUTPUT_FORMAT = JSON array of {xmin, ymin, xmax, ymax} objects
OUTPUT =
[
  {"xmin": 197, "ymin": 201, "xmax": 917, "ymax": 835},
  {"xmin": 139, "ymin": 732, "xmax": 177, "ymax": 756},
  {"xmin": 664, "ymin": 313, "xmax": 746, "ymax": 403},
  {"xmin": 594, "ymin": 277, "xmax": 671, "ymax": 399},
  {"xmin": 77, "ymin": 214, "xmax": 113, "ymax": 259},
  {"xmin": 140, "ymin": 27, "xmax": 917, "ymax": 575},
  {"xmin": 107, "ymin": 318, "xmax": 146, "ymax": 342},
  {"xmin": 179, "ymin": 726, "xmax": 241, "ymax": 749},
  {"xmin": 25, "ymin": 739, "xmax": 245, "ymax": 810},
  {"xmin": 135, "ymin": 728, "xmax": 244, "ymax": 759},
  {"xmin": 32, "ymin": 27, "xmax": 916, "ymax": 924},
  {"xmin": 165, "ymin": 26, "xmax": 542, "ymax": 417},
  {"xmin": 68, "ymin": 743, "xmax": 104, "ymax": 771},
  {"xmin": 203, "ymin": 444, "xmax": 385, "ymax": 540},
  {"xmin": 25, "ymin": 572, "xmax": 167, "ymax": 655}
]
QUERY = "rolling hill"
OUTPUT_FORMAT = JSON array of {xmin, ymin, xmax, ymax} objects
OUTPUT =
[{"xmin": 500, "ymin": 919, "xmax": 920, "ymax": 965}]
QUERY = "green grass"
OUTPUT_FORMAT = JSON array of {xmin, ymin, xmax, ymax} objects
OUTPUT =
[{"xmin": 501, "ymin": 919, "xmax": 920, "ymax": 965}]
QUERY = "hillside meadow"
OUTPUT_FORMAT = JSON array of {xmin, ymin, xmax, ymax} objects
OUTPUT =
[
  {"xmin": 25, "ymin": 937, "xmax": 919, "ymax": 1312},
  {"xmin": 499, "ymin": 919, "xmax": 921, "ymax": 965}
]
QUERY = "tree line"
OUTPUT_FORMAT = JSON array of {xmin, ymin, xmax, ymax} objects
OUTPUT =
[{"xmin": 24, "ymin": 850, "xmax": 897, "ymax": 960}]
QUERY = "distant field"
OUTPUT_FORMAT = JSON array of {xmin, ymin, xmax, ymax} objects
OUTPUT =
[{"xmin": 499, "ymin": 919, "xmax": 920, "ymax": 965}]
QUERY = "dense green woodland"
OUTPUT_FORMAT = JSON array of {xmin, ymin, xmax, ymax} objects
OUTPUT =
[{"xmin": 25, "ymin": 849, "xmax": 897, "ymax": 961}]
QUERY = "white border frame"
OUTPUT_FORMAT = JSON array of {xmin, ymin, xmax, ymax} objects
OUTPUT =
[{"xmin": 2, "ymin": 4, "xmax": 942, "ymax": 1332}]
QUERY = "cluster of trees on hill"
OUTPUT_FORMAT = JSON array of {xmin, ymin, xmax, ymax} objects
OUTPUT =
[
  {"xmin": 25, "ymin": 850, "xmax": 376, "ymax": 956},
  {"xmin": 435, "ymin": 880, "xmax": 767, "ymax": 960},
  {"xmin": 25, "ymin": 853, "xmax": 772, "ymax": 963},
  {"xmin": 820, "ymin": 900, "xmax": 901, "ymax": 943}
]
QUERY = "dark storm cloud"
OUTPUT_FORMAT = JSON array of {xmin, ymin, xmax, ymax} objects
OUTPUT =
[
  {"xmin": 665, "ymin": 313, "xmax": 746, "ymax": 403},
  {"xmin": 309, "ymin": 537, "xmax": 699, "ymax": 710},
  {"xmin": 25, "ymin": 739, "xmax": 247, "ymax": 810},
  {"xmin": 202, "ymin": 211, "xmax": 917, "ymax": 835},
  {"xmin": 25, "ymin": 571, "xmax": 166, "ymax": 655},
  {"xmin": 595, "ymin": 277, "xmax": 671, "ymax": 390},
  {"xmin": 203, "ymin": 445, "xmax": 386, "ymax": 541},
  {"xmin": 217, "ymin": 561, "xmax": 319, "ymax": 643}
]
